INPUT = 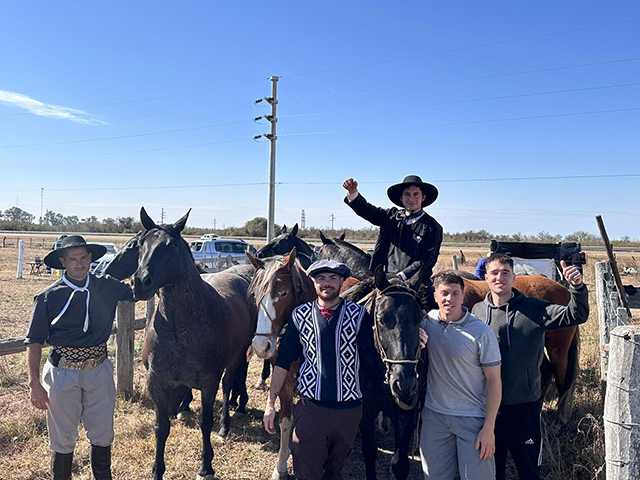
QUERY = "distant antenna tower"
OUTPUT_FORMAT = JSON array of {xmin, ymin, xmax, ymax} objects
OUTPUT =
[
  {"xmin": 330, "ymin": 213, "xmax": 335, "ymax": 230},
  {"xmin": 160, "ymin": 208, "xmax": 166, "ymax": 224},
  {"xmin": 301, "ymin": 209, "xmax": 306, "ymax": 229}
]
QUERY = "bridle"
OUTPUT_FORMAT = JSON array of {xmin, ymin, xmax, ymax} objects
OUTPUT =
[
  {"xmin": 371, "ymin": 283, "xmax": 421, "ymax": 368},
  {"xmin": 370, "ymin": 282, "xmax": 422, "ymax": 410}
]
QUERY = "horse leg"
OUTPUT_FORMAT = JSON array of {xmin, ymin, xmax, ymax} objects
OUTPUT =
[
  {"xmin": 390, "ymin": 409, "xmax": 417, "ymax": 480},
  {"xmin": 197, "ymin": 382, "xmax": 220, "ymax": 480},
  {"xmin": 556, "ymin": 329, "xmax": 580, "ymax": 424},
  {"xmin": 545, "ymin": 328, "xmax": 579, "ymax": 424},
  {"xmin": 255, "ymin": 359, "xmax": 271, "ymax": 390},
  {"xmin": 359, "ymin": 402, "xmax": 379, "ymax": 480},
  {"xmin": 272, "ymin": 376, "xmax": 295, "ymax": 480},
  {"xmin": 232, "ymin": 354, "xmax": 249, "ymax": 415},
  {"xmin": 150, "ymin": 387, "xmax": 173, "ymax": 480},
  {"xmin": 217, "ymin": 365, "xmax": 237, "ymax": 438}
]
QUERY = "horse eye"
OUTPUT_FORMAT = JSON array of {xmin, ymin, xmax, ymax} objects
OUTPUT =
[{"xmin": 281, "ymin": 291, "xmax": 288, "ymax": 298}]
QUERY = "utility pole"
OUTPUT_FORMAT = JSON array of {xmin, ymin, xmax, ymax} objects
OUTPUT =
[
  {"xmin": 40, "ymin": 188, "xmax": 44, "ymax": 224},
  {"xmin": 330, "ymin": 213, "xmax": 335, "ymax": 230},
  {"xmin": 301, "ymin": 209, "xmax": 306, "ymax": 229},
  {"xmin": 160, "ymin": 208, "xmax": 165, "ymax": 224},
  {"xmin": 213, "ymin": 219, "xmax": 217, "ymax": 230},
  {"xmin": 254, "ymin": 76, "xmax": 279, "ymax": 242}
]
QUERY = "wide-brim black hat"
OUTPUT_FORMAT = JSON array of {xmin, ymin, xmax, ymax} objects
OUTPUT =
[
  {"xmin": 44, "ymin": 235, "xmax": 107, "ymax": 270},
  {"xmin": 387, "ymin": 174, "xmax": 438, "ymax": 208}
]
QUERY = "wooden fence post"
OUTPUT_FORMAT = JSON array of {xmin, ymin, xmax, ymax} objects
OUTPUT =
[
  {"xmin": 604, "ymin": 325, "xmax": 640, "ymax": 480},
  {"xmin": 596, "ymin": 261, "xmax": 629, "ymax": 383},
  {"xmin": 116, "ymin": 301, "xmax": 135, "ymax": 398},
  {"xmin": 452, "ymin": 255, "xmax": 458, "ymax": 271},
  {"xmin": 16, "ymin": 240, "xmax": 25, "ymax": 279}
]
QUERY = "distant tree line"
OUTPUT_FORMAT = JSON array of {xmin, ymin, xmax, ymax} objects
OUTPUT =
[{"xmin": 1, "ymin": 207, "xmax": 638, "ymax": 246}]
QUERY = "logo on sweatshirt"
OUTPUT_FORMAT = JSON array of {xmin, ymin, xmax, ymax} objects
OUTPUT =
[{"xmin": 525, "ymin": 439, "xmax": 535, "ymax": 445}]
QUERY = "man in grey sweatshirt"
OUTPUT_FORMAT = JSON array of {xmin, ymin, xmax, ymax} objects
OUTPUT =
[{"xmin": 471, "ymin": 253, "xmax": 589, "ymax": 480}]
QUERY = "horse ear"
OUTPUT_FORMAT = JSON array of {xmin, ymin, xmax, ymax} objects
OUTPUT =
[
  {"xmin": 172, "ymin": 209, "xmax": 191, "ymax": 233},
  {"xmin": 339, "ymin": 232, "xmax": 346, "ymax": 241},
  {"xmin": 140, "ymin": 207, "xmax": 156, "ymax": 231},
  {"xmin": 284, "ymin": 247, "xmax": 298, "ymax": 267},
  {"xmin": 291, "ymin": 224, "xmax": 299, "ymax": 236},
  {"xmin": 281, "ymin": 225, "xmax": 287, "ymax": 234},
  {"xmin": 247, "ymin": 253, "xmax": 264, "ymax": 270},
  {"xmin": 406, "ymin": 268, "xmax": 423, "ymax": 290},
  {"xmin": 374, "ymin": 265, "xmax": 390, "ymax": 290},
  {"xmin": 319, "ymin": 231, "xmax": 333, "ymax": 245}
]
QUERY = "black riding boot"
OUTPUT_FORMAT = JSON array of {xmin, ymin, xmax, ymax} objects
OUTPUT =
[
  {"xmin": 51, "ymin": 451, "xmax": 73, "ymax": 480},
  {"xmin": 90, "ymin": 445, "xmax": 112, "ymax": 480}
]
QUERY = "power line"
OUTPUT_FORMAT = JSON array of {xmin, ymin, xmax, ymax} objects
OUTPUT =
[
  {"xmin": 280, "ymin": 82, "xmax": 640, "ymax": 119},
  {"xmin": 282, "ymin": 18, "xmax": 640, "ymax": 78},
  {"xmin": 2, "ymin": 173, "xmax": 638, "ymax": 195},
  {"xmin": 0, "ymin": 119, "xmax": 253, "ymax": 149},
  {"xmin": 281, "ymin": 57, "xmax": 640, "ymax": 100},
  {"xmin": 279, "ymin": 106, "xmax": 640, "ymax": 137}
]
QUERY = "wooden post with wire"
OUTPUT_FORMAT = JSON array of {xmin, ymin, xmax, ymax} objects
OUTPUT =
[
  {"xmin": 604, "ymin": 325, "xmax": 640, "ymax": 479},
  {"xmin": 596, "ymin": 215, "xmax": 631, "ymax": 317}
]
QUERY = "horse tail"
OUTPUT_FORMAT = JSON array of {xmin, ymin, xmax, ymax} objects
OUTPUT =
[{"xmin": 557, "ymin": 327, "xmax": 580, "ymax": 424}]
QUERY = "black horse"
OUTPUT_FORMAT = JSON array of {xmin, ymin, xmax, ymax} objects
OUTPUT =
[
  {"xmin": 256, "ymin": 224, "xmax": 316, "ymax": 269},
  {"xmin": 348, "ymin": 267, "xmax": 425, "ymax": 480},
  {"xmin": 317, "ymin": 231, "xmax": 373, "ymax": 280},
  {"xmin": 131, "ymin": 208, "xmax": 256, "ymax": 480}
]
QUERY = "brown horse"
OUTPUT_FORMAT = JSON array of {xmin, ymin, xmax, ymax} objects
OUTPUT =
[
  {"xmin": 461, "ymin": 275, "xmax": 579, "ymax": 424},
  {"xmin": 247, "ymin": 248, "xmax": 315, "ymax": 480}
]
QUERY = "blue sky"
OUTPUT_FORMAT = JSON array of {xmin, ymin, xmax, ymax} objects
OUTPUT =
[{"xmin": 1, "ymin": 2, "xmax": 638, "ymax": 239}]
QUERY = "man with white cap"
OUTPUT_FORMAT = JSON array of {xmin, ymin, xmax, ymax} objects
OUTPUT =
[
  {"xmin": 343, "ymin": 175, "xmax": 443, "ymax": 287},
  {"xmin": 263, "ymin": 259, "xmax": 380, "ymax": 480},
  {"xmin": 24, "ymin": 235, "xmax": 133, "ymax": 480}
]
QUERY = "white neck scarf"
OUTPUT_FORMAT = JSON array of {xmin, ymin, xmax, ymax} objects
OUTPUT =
[{"xmin": 51, "ymin": 275, "xmax": 91, "ymax": 332}]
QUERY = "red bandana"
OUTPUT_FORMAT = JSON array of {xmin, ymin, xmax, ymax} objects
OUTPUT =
[{"xmin": 319, "ymin": 306, "xmax": 335, "ymax": 320}]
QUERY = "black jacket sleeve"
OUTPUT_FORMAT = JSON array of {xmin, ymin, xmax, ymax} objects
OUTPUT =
[
  {"xmin": 344, "ymin": 193, "xmax": 394, "ymax": 228},
  {"xmin": 274, "ymin": 318, "xmax": 303, "ymax": 371}
]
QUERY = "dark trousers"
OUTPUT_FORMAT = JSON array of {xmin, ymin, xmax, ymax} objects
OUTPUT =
[
  {"xmin": 291, "ymin": 400, "xmax": 363, "ymax": 480},
  {"xmin": 495, "ymin": 401, "xmax": 542, "ymax": 480}
]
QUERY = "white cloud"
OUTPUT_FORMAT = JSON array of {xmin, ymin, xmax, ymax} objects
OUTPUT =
[{"xmin": 0, "ymin": 90, "xmax": 106, "ymax": 125}]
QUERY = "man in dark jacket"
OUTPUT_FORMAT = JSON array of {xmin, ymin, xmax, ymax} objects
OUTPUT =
[
  {"xmin": 25, "ymin": 236, "xmax": 133, "ymax": 480},
  {"xmin": 471, "ymin": 253, "xmax": 589, "ymax": 480},
  {"xmin": 342, "ymin": 175, "xmax": 443, "ymax": 285}
]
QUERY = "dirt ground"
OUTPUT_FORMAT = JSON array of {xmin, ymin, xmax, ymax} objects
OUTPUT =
[{"xmin": 0, "ymin": 237, "xmax": 638, "ymax": 479}]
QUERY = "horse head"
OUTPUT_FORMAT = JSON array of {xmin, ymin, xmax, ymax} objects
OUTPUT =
[
  {"xmin": 317, "ymin": 231, "xmax": 372, "ymax": 280},
  {"xmin": 248, "ymin": 247, "xmax": 315, "ymax": 359},
  {"xmin": 103, "ymin": 230, "xmax": 143, "ymax": 280},
  {"xmin": 133, "ymin": 207, "xmax": 193, "ymax": 301},
  {"xmin": 256, "ymin": 224, "xmax": 299, "ymax": 258},
  {"xmin": 371, "ymin": 266, "xmax": 423, "ymax": 410},
  {"xmin": 256, "ymin": 224, "xmax": 315, "ymax": 268}
]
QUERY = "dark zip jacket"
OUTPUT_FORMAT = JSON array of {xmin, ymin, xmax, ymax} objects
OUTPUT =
[
  {"xmin": 471, "ymin": 284, "xmax": 589, "ymax": 406},
  {"xmin": 344, "ymin": 193, "xmax": 443, "ymax": 283}
]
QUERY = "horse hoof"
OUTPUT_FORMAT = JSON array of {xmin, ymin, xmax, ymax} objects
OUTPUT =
[
  {"xmin": 217, "ymin": 430, "xmax": 230, "ymax": 442},
  {"xmin": 271, "ymin": 470, "xmax": 292, "ymax": 480},
  {"xmin": 231, "ymin": 410, "xmax": 245, "ymax": 418},
  {"xmin": 196, "ymin": 474, "xmax": 215, "ymax": 480},
  {"xmin": 177, "ymin": 410, "xmax": 192, "ymax": 421},
  {"xmin": 254, "ymin": 379, "xmax": 268, "ymax": 390}
]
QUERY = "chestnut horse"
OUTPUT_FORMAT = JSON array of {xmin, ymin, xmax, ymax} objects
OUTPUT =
[
  {"xmin": 461, "ymin": 275, "xmax": 579, "ymax": 424},
  {"xmin": 247, "ymin": 249, "xmax": 315, "ymax": 480}
]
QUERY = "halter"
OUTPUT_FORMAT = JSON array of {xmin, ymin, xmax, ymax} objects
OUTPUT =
[
  {"xmin": 372, "ymin": 284, "xmax": 421, "ymax": 367},
  {"xmin": 254, "ymin": 272, "xmax": 296, "ymax": 337}
]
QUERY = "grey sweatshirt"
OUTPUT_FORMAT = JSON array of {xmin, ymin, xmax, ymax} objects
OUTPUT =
[{"xmin": 471, "ymin": 284, "xmax": 589, "ymax": 406}]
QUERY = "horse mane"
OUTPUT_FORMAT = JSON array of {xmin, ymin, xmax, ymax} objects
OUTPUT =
[
  {"xmin": 248, "ymin": 255, "xmax": 312, "ymax": 304},
  {"xmin": 333, "ymin": 237, "xmax": 371, "ymax": 259}
]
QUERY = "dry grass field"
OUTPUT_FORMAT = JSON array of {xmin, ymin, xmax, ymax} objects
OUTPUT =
[{"xmin": 0, "ymin": 236, "xmax": 638, "ymax": 479}]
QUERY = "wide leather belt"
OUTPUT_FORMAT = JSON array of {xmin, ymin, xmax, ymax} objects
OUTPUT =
[{"xmin": 48, "ymin": 344, "xmax": 107, "ymax": 371}]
